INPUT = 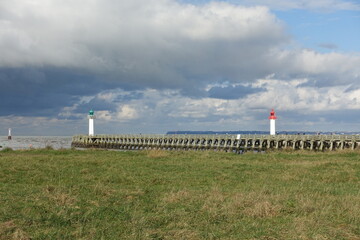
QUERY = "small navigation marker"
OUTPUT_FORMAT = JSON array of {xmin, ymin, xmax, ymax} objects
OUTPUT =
[
  {"xmin": 268, "ymin": 109, "xmax": 277, "ymax": 135},
  {"xmin": 8, "ymin": 128, "xmax": 12, "ymax": 140},
  {"xmin": 88, "ymin": 110, "xmax": 96, "ymax": 136}
]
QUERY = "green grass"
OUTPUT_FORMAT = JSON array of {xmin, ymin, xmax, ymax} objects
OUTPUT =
[{"xmin": 0, "ymin": 149, "xmax": 359, "ymax": 239}]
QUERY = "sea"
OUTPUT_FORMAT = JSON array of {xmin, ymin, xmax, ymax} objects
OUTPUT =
[{"xmin": 0, "ymin": 136, "xmax": 72, "ymax": 150}]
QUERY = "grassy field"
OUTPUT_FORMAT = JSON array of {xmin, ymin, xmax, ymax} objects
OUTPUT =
[{"xmin": 0, "ymin": 148, "xmax": 359, "ymax": 240}]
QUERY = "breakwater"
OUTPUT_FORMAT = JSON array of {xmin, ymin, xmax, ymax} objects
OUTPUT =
[{"xmin": 71, "ymin": 134, "xmax": 360, "ymax": 152}]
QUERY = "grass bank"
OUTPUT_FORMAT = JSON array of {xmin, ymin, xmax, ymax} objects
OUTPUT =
[{"xmin": 0, "ymin": 149, "xmax": 359, "ymax": 239}]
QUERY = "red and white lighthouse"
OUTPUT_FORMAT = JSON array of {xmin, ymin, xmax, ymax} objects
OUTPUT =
[{"xmin": 268, "ymin": 109, "xmax": 277, "ymax": 135}]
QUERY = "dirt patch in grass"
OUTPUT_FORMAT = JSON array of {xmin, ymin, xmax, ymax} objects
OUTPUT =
[
  {"xmin": 242, "ymin": 200, "xmax": 280, "ymax": 218},
  {"xmin": 0, "ymin": 221, "xmax": 30, "ymax": 240},
  {"xmin": 146, "ymin": 149, "xmax": 170, "ymax": 158},
  {"xmin": 162, "ymin": 190, "xmax": 192, "ymax": 204},
  {"xmin": 44, "ymin": 186, "xmax": 77, "ymax": 207},
  {"xmin": 201, "ymin": 189, "xmax": 282, "ymax": 218}
]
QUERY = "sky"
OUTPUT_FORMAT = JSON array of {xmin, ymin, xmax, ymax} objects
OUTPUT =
[{"xmin": 0, "ymin": 0, "xmax": 359, "ymax": 136}]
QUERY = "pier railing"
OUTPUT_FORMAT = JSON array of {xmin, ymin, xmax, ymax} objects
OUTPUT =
[{"xmin": 71, "ymin": 134, "xmax": 360, "ymax": 152}]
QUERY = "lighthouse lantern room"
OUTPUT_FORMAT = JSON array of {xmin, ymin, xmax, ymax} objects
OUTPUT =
[{"xmin": 268, "ymin": 109, "xmax": 277, "ymax": 135}]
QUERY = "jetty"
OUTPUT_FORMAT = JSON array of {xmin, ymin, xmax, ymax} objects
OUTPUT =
[{"xmin": 71, "ymin": 134, "xmax": 360, "ymax": 152}]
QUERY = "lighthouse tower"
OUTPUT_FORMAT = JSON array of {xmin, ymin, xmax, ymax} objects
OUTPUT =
[
  {"xmin": 268, "ymin": 109, "xmax": 277, "ymax": 135},
  {"xmin": 8, "ymin": 128, "xmax": 12, "ymax": 140},
  {"xmin": 88, "ymin": 110, "xmax": 96, "ymax": 136}
]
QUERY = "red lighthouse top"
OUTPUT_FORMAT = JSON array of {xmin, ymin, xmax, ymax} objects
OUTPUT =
[{"xmin": 268, "ymin": 109, "xmax": 277, "ymax": 120}]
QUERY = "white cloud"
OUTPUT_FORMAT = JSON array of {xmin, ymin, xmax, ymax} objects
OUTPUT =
[
  {"xmin": 116, "ymin": 105, "xmax": 139, "ymax": 121},
  {"xmin": 96, "ymin": 110, "xmax": 113, "ymax": 121},
  {"xmin": 284, "ymin": 50, "xmax": 360, "ymax": 75},
  {"xmin": 267, "ymin": 49, "xmax": 360, "ymax": 86},
  {"xmin": 242, "ymin": 78, "xmax": 360, "ymax": 112}
]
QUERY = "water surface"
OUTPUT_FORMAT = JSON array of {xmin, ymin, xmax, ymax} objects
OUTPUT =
[{"xmin": 0, "ymin": 136, "xmax": 72, "ymax": 150}]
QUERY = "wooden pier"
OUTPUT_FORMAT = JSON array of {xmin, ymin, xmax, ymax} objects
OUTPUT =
[{"xmin": 71, "ymin": 134, "xmax": 360, "ymax": 152}]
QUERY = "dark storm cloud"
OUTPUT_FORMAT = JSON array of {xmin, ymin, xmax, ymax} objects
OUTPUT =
[
  {"xmin": 0, "ymin": 68, "xmax": 118, "ymax": 116},
  {"xmin": 208, "ymin": 85, "xmax": 265, "ymax": 99}
]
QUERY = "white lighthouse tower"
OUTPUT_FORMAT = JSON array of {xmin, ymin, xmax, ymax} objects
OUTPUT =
[
  {"xmin": 268, "ymin": 109, "xmax": 277, "ymax": 135},
  {"xmin": 8, "ymin": 128, "xmax": 12, "ymax": 140},
  {"xmin": 88, "ymin": 110, "xmax": 96, "ymax": 136}
]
